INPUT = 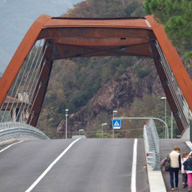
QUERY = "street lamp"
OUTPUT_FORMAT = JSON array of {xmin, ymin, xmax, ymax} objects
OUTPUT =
[
  {"xmin": 79, "ymin": 129, "xmax": 84, "ymax": 135},
  {"xmin": 102, "ymin": 123, "xmax": 107, "ymax": 139},
  {"xmin": 65, "ymin": 109, "xmax": 69, "ymax": 139},
  {"xmin": 171, "ymin": 112, "xmax": 173, "ymax": 139},
  {"xmin": 112, "ymin": 110, "xmax": 117, "ymax": 138},
  {"xmin": 161, "ymin": 97, "xmax": 168, "ymax": 138}
]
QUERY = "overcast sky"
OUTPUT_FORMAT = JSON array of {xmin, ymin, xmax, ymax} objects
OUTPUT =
[{"xmin": 0, "ymin": 0, "xmax": 81, "ymax": 74}]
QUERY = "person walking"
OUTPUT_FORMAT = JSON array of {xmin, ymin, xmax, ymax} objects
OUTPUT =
[
  {"xmin": 181, "ymin": 152, "xmax": 188, "ymax": 188},
  {"xmin": 169, "ymin": 146, "xmax": 181, "ymax": 191}
]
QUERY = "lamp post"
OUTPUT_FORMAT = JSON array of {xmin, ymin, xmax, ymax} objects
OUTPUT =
[
  {"xmin": 161, "ymin": 97, "xmax": 168, "ymax": 138},
  {"xmin": 65, "ymin": 109, "xmax": 68, "ymax": 139},
  {"xmin": 112, "ymin": 110, "xmax": 117, "ymax": 138},
  {"xmin": 171, "ymin": 112, "xmax": 173, "ymax": 139},
  {"xmin": 79, "ymin": 129, "xmax": 84, "ymax": 135},
  {"xmin": 102, "ymin": 123, "xmax": 107, "ymax": 139}
]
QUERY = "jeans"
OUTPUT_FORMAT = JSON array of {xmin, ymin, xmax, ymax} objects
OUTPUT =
[
  {"xmin": 182, "ymin": 173, "xmax": 187, "ymax": 184},
  {"xmin": 169, "ymin": 167, "xmax": 179, "ymax": 188}
]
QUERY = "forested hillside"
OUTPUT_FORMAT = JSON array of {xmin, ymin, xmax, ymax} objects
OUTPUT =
[
  {"xmin": 144, "ymin": 0, "xmax": 192, "ymax": 75},
  {"xmin": 37, "ymin": 0, "xmax": 183, "ymax": 138}
]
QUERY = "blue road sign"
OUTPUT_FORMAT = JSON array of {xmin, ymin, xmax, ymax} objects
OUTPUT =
[{"xmin": 112, "ymin": 119, "xmax": 121, "ymax": 129}]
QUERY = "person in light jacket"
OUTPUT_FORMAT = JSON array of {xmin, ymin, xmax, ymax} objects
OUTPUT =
[{"xmin": 169, "ymin": 146, "xmax": 181, "ymax": 191}]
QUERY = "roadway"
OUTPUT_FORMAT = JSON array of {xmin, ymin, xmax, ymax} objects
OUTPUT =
[{"xmin": 0, "ymin": 139, "xmax": 149, "ymax": 192}]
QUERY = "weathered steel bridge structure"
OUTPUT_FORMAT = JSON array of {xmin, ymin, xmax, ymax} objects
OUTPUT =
[{"xmin": 0, "ymin": 15, "xmax": 192, "ymax": 140}]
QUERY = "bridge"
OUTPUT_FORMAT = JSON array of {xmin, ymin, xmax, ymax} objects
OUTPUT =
[{"xmin": 0, "ymin": 15, "xmax": 192, "ymax": 191}]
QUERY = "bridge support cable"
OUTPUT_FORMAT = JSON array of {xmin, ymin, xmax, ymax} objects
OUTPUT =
[
  {"xmin": 13, "ymin": 39, "xmax": 45, "ymax": 122},
  {"xmin": 15, "ymin": 40, "xmax": 48, "ymax": 123},
  {"xmin": 0, "ymin": 40, "xmax": 48, "ymax": 126},
  {"xmin": 0, "ymin": 44, "xmax": 36, "ymax": 122},
  {"xmin": 0, "ymin": 48, "xmax": 34, "ymax": 122},
  {"xmin": 27, "ymin": 43, "xmax": 54, "ymax": 126}
]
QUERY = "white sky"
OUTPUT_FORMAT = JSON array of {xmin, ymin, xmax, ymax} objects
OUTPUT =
[{"xmin": 0, "ymin": 0, "xmax": 81, "ymax": 74}]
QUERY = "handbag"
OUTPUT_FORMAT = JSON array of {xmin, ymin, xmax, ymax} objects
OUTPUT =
[
  {"xmin": 161, "ymin": 156, "xmax": 171, "ymax": 171},
  {"xmin": 164, "ymin": 156, "xmax": 171, "ymax": 172}
]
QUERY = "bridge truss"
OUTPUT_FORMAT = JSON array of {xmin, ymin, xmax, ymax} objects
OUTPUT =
[{"xmin": 0, "ymin": 15, "xmax": 192, "ymax": 136}]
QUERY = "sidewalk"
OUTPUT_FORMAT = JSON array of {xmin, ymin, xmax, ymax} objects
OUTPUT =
[
  {"xmin": 160, "ymin": 139, "xmax": 191, "ymax": 192},
  {"xmin": 147, "ymin": 139, "xmax": 191, "ymax": 192}
]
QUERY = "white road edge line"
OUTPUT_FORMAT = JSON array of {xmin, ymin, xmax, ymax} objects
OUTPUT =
[
  {"xmin": 0, "ymin": 140, "xmax": 24, "ymax": 153},
  {"xmin": 25, "ymin": 138, "xmax": 81, "ymax": 192},
  {"xmin": 131, "ymin": 138, "xmax": 138, "ymax": 192}
]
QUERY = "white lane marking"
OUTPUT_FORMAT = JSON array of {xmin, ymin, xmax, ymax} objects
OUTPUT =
[
  {"xmin": 131, "ymin": 139, "xmax": 138, "ymax": 192},
  {"xmin": 0, "ymin": 140, "xmax": 23, "ymax": 153},
  {"xmin": 145, "ymin": 20, "xmax": 152, "ymax": 28},
  {"xmin": 25, "ymin": 138, "xmax": 81, "ymax": 192}
]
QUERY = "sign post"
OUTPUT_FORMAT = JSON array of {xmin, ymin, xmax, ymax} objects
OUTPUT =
[{"xmin": 112, "ymin": 119, "xmax": 121, "ymax": 129}]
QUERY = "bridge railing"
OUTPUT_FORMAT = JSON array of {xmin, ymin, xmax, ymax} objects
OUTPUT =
[
  {"xmin": 143, "ymin": 119, "xmax": 160, "ymax": 170},
  {"xmin": 155, "ymin": 41, "xmax": 192, "ymax": 133},
  {"xmin": 0, "ymin": 122, "xmax": 49, "ymax": 142}
]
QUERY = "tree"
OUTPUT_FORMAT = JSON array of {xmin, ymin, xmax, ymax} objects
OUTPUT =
[{"xmin": 143, "ymin": 0, "xmax": 192, "ymax": 59}]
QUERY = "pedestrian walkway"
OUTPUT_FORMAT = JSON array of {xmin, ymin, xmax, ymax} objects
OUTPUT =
[{"xmin": 160, "ymin": 139, "xmax": 191, "ymax": 192}]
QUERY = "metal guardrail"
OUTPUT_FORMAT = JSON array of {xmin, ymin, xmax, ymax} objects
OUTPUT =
[
  {"xmin": 143, "ymin": 119, "xmax": 160, "ymax": 170},
  {"xmin": 0, "ymin": 122, "xmax": 49, "ymax": 142}
]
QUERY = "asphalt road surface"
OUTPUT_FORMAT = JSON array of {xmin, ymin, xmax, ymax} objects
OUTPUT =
[{"xmin": 0, "ymin": 139, "xmax": 149, "ymax": 192}]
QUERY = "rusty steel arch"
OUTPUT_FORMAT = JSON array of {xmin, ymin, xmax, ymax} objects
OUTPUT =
[{"xmin": 0, "ymin": 14, "xmax": 192, "ymax": 134}]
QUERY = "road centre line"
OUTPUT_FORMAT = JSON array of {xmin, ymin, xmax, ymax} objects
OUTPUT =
[
  {"xmin": 0, "ymin": 140, "xmax": 23, "ymax": 153},
  {"xmin": 25, "ymin": 138, "xmax": 81, "ymax": 192},
  {"xmin": 131, "ymin": 139, "xmax": 138, "ymax": 192}
]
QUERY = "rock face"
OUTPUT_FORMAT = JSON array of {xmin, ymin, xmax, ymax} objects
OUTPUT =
[{"xmin": 57, "ymin": 58, "xmax": 164, "ymax": 134}]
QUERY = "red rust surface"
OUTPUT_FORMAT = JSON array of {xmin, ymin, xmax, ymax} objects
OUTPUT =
[{"xmin": 43, "ymin": 17, "xmax": 150, "ymax": 29}]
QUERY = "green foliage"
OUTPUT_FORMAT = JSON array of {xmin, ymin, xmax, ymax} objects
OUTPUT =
[{"xmin": 143, "ymin": 0, "xmax": 192, "ymax": 60}]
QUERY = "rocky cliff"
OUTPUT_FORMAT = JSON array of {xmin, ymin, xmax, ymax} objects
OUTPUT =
[{"xmin": 57, "ymin": 58, "xmax": 164, "ymax": 136}]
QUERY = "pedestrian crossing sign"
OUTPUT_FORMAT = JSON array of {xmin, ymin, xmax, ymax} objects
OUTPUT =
[{"xmin": 112, "ymin": 119, "xmax": 121, "ymax": 129}]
